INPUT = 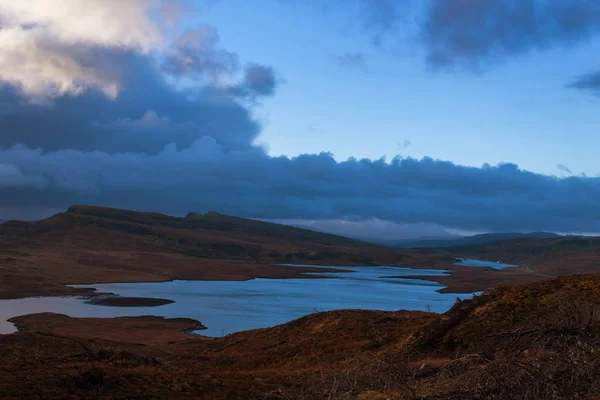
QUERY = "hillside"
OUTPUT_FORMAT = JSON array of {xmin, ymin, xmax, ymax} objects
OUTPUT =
[
  {"xmin": 394, "ymin": 231, "xmax": 562, "ymax": 248},
  {"xmin": 0, "ymin": 205, "xmax": 414, "ymax": 299},
  {"xmin": 442, "ymin": 235, "xmax": 600, "ymax": 276},
  {"xmin": 402, "ymin": 235, "xmax": 600, "ymax": 293},
  {"xmin": 2, "ymin": 274, "xmax": 599, "ymax": 399},
  {"xmin": 2, "ymin": 205, "xmax": 600, "ymax": 299}
]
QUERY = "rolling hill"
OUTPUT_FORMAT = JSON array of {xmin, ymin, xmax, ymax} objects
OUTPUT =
[
  {"xmin": 0, "ymin": 205, "xmax": 414, "ymax": 299},
  {"xmin": 2, "ymin": 206, "xmax": 600, "ymax": 398},
  {"xmin": 1, "ymin": 205, "xmax": 600, "ymax": 298}
]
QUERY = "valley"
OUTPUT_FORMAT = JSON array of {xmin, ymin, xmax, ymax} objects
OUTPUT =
[{"xmin": 1, "ymin": 206, "xmax": 600, "ymax": 399}]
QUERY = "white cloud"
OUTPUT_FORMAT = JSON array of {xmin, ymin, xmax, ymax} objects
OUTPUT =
[
  {"xmin": 0, "ymin": 0, "xmax": 163, "ymax": 49},
  {"xmin": 0, "ymin": 0, "xmax": 167, "ymax": 102}
]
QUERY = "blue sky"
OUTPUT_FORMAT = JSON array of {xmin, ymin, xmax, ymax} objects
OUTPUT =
[
  {"xmin": 198, "ymin": 0, "xmax": 600, "ymax": 176},
  {"xmin": 1, "ymin": 0, "xmax": 600, "ymax": 236}
]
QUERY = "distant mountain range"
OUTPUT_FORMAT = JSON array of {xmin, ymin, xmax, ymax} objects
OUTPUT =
[
  {"xmin": 285, "ymin": 221, "xmax": 578, "ymax": 249},
  {"xmin": 393, "ymin": 232, "xmax": 564, "ymax": 248},
  {"xmin": 284, "ymin": 220, "xmax": 459, "ymax": 245}
]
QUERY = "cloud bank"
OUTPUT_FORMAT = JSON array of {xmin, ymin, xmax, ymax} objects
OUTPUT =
[{"xmin": 1, "ymin": 141, "xmax": 600, "ymax": 232}]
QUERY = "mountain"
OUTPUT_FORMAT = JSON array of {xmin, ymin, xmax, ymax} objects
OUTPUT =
[
  {"xmin": 394, "ymin": 231, "xmax": 562, "ymax": 248},
  {"xmin": 3, "ymin": 273, "xmax": 600, "ymax": 399},
  {"xmin": 0, "ymin": 205, "xmax": 412, "ymax": 299}
]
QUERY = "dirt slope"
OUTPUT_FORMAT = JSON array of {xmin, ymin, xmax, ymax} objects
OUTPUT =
[{"xmin": 2, "ymin": 274, "xmax": 599, "ymax": 399}]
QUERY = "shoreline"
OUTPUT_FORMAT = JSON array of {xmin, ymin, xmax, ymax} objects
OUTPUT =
[
  {"xmin": 0, "ymin": 263, "xmax": 368, "ymax": 301},
  {"xmin": 0, "ymin": 259, "xmax": 540, "ymax": 302},
  {"xmin": 0, "ymin": 265, "xmax": 469, "ymax": 337},
  {"xmin": 84, "ymin": 295, "xmax": 175, "ymax": 307},
  {"xmin": 7, "ymin": 313, "xmax": 208, "ymax": 344}
]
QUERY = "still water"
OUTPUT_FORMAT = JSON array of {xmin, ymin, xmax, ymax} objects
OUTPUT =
[
  {"xmin": 0, "ymin": 266, "xmax": 472, "ymax": 336},
  {"xmin": 454, "ymin": 258, "xmax": 518, "ymax": 269}
]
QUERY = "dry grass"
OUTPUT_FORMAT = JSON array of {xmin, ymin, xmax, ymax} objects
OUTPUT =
[{"xmin": 3, "ymin": 275, "xmax": 600, "ymax": 399}]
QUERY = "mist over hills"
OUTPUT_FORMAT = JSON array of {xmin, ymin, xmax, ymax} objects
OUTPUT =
[
  {"xmin": 393, "ymin": 231, "xmax": 565, "ymax": 248},
  {"xmin": 281, "ymin": 220, "xmax": 568, "ymax": 249},
  {"xmin": 282, "ymin": 219, "xmax": 459, "ymax": 244}
]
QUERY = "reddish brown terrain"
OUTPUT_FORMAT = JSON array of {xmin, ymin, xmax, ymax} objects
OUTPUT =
[
  {"xmin": 2, "ymin": 206, "xmax": 600, "ymax": 398},
  {"xmin": 407, "ymin": 236, "xmax": 600, "ymax": 293},
  {"xmin": 2, "ymin": 275, "xmax": 600, "ymax": 399},
  {"xmin": 0, "ymin": 205, "xmax": 413, "ymax": 299},
  {"xmin": 2, "ymin": 205, "xmax": 598, "ymax": 299}
]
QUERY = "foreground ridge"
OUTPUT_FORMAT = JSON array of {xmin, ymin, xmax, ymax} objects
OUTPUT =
[{"xmin": 2, "ymin": 274, "xmax": 600, "ymax": 399}]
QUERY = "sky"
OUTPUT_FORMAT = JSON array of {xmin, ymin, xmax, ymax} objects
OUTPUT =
[{"xmin": 1, "ymin": 0, "xmax": 600, "ymax": 238}]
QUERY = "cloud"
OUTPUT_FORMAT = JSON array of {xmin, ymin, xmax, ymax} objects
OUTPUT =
[
  {"xmin": 556, "ymin": 164, "xmax": 573, "ymax": 175},
  {"xmin": 1, "ymin": 0, "xmax": 598, "ymax": 235},
  {"xmin": 228, "ymin": 64, "xmax": 279, "ymax": 99},
  {"xmin": 569, "ymin": 70, "xmax": 600, "ymax": 94},
  {"xmin": 0, "ymin": 1, "xmax": 275, "ymax": 104},
  {"xmin": 333, "ymin": 52, "xmax": 369, "ymax": 72},
  {"xmin": 397, "ymin": 140, "xmax": 412, "ymax": 149},
  {"xmin": 1, "ymin": 142, "xmax": 600, "ymax": 232},
  {"xmin": 162, "ymin": 25, "xmax": 240, "ymax": 83},
  {"xmin": 422, "ymin": 0, "xmax": 600, "ymax": 68},
  {"xmin": 270, "ymin": 218, "xmax": 455, "ymax": 241},
  {"xmin": 0, "ymin": 0, "xmax": 168, "ymax": 102},
  {"xmin": 0, "ymin": 51, "xmax": 261, "ymax": 154},
  {"xmin": 0, "ymin": 163, "xmax": 47, "ymax": 189},
  {"xmin": 318, "ymin": 0, "xmax": 600, "ymax": 69},
  {"xmin": 354, "ymin": 0, "xmax": 407, "ymax": 47}
]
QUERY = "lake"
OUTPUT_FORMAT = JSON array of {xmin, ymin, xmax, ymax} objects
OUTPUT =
[
  {"xmin": 0, "ymin": 265, "xmax": 473, "ymax": 336},
  {"xmin": 453, "ymin": 258, "xmax": 518, "ymax": 269}
]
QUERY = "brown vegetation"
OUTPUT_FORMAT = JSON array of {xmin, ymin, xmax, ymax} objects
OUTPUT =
[
  {"xmin": 85, "ymin": 296, "xmax": 175, "ymax": 307},
  {"xmin": 3, "ymin": 205, "xmax": 597, "ymax": 300},
  {"xmin": 0, "ymin": 205, "xmax": 413, "ymax": 299},
  {"xmin": 2, "ymin": 275, "xmax": 600, "ymax": 399},
  {"xmin": 3, "ymin": 205, "xmax": 600, "ymax": 398}
]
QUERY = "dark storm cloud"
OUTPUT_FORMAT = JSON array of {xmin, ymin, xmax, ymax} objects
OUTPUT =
[
  {"xmin": 422, "ymin": 0, "xmax": 600, "ymax": 68},
  {"xmin": 1, "ymin": 143, "xmax": 600, "ymax": 232},
  {"xmin": 322, "ymin": 0, "xmax": 600, "ymax": 69},
  {"xmin": 0, "ymin": 50, "xmax": 261, "ymax": 154}
]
